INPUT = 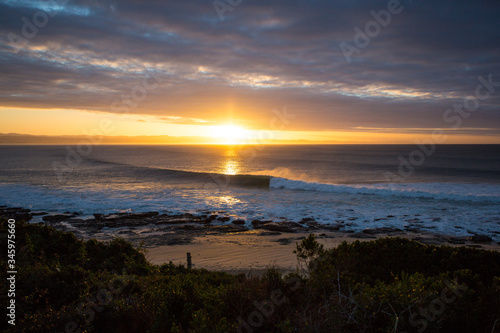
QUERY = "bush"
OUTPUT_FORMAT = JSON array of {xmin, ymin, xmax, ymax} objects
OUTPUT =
[{"xmin": 1, "ymin": 220, "xmax": 499, "ymax": 333}]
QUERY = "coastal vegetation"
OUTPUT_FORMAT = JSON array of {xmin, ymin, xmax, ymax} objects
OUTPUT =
[{"xmin": 1, "ymin": 219, "xmax": 499, "ymax": 332}]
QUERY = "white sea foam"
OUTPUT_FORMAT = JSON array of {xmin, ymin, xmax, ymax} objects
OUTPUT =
[{"xmin": 270, "ymin": 177, "xmax": 500, "ymax": 203}]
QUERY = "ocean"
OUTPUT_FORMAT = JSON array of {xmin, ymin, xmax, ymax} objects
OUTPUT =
[{"xmin": 0, "ymin": 145, "xmax": 499, "ymax": 240}]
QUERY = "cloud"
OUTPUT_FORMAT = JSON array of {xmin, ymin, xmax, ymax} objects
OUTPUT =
[{"xmin": 0, "ymin": 0, "xmax": 499, "ymax": 133}]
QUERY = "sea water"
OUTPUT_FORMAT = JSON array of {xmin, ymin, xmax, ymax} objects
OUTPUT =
[{"xmin": 0, "ymin": 145, "xmax": 499, "ymax": 240}]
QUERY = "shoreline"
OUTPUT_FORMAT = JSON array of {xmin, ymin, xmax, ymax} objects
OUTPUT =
[{"xmin": 2, "ymin": 206, "xmax": 499, "ymax": 273}]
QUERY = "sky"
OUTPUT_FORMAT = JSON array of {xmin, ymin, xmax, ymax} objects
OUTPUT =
[{"xmin": 0, "ymin": 0, "xmax": 499, "ymax": 144}]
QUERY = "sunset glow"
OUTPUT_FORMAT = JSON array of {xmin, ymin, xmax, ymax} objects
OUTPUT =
[
  {"xmin": 209, "ymin": 125, "xmax": 249, "ymax": 145},
  {"xmin": 0, "ymin": 1, "xmax": 499, "ymax": 144}
]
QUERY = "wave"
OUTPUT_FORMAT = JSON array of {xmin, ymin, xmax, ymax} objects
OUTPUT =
[
  {"xmin": 85, "ymin": 158, "xmax": 272, "ymax": 188},
  {"xmin": 269, "ymin": 177, "xmax": 500, "ymax": 203},
  {"xmin": 85, "ymin": 158, "xmax": 500, "ymax": 201}
]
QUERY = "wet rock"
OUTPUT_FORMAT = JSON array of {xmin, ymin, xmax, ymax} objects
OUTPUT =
[
  {"xmin": 0, "ymin": 207, "xmax": 32, "ymax": 221},
  {"xmin": 155, "ymin": 214, "xmax": 205, "ymax": 225},
  {"xmin": 14, "ymin": 212, "xmax": 32, "ymax": 221},
  {"xmin": 253, "ymin": 222, "xmax": 304, "ymax": 233},
  {"xmin": 31, "ymin": 212, "xmax": 48, "ymax": 216},
  {"xmin": 218, "ymin": 216, "xmax": 231, "ymax": 222},
  {"xmin": 176, "ymin": 225, "xmax": 204, "ymax": 231},
  {"xmin": 362, "ymin": 227, "xmax": 403, "ymax": 235},
  {"xmin": 103, "ymin": 214, "xmax": 123, "ymax": 221},
  {"xmin": 322, "ymin": 224, "xmax": 343, "ymax": 231},
  {"xmin": 207, "ymin": 225, "xmax": 249, "ymax": 233},
  {"xmin": 232, "ymin": 219, "xmax": 246, "ymax": 225},
  {"xmin": 470, "ymin": 235, "xmax": 492, "ymax": 243},
  {"xmin": 128, "ymin": 212, "xmax": 159, "ymax": 219},
  {"xmin": 448, "ymin": 237, "xmax": 466, "ymax": 245},
  {"xmin": 43, "ymin": 214, "xmax": 77, "ymax": 223},
  {"xmin": 404, "ymin": 226, "xmax": 423, "ymax": 233},
  {"xmin": 305, "ymin": 221, "xmax": 320, "ymax": 229},
  {"xmin": 300, "ymin": 217, "xmax": 316, "ymax": 223},
  {"xmin": 251, "ymin": 220, "xmax": 272, "ymax": 227}
]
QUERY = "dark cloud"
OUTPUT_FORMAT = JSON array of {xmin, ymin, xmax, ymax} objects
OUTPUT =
[{"xmin": 0, "ymin": 0, "xmax": 499, "ymax": 132}]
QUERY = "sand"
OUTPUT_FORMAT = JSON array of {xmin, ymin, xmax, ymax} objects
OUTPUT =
[{"xmin": 144, "ymin": 230, "xmax": 500, "ymax": 274}]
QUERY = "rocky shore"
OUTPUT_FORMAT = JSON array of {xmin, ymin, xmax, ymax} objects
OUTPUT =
[{"xmin": 1, "ymin": 206, "xmax": 498, "ymax": 250}]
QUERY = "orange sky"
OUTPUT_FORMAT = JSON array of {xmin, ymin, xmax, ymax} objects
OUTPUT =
[
  {"xmin": 1, "ymin": 107, "xmax": 498, "ymax": 144},
  {"xmin": 1, "ymin": 1, "xmax": 499, "ymax": 145}
]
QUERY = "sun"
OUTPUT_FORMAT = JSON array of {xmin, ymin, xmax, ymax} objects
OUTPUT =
[{"xmin": 210, "ymin": 124, "xmax": 247, "ymax": 144}]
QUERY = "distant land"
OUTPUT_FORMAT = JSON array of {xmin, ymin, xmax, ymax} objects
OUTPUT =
[{"xmin": 0, "ymin": 133, "xmax": 332, "ymax": 145}]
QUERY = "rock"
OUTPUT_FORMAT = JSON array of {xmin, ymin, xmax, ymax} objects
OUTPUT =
[
  {"xmin": 300, "ymin": 217, "xmax": 315, "ymax": 223},
  {"xmin": 448, "ymin": 237, "xmax": 466, "ymax": 245},
  {"xmin": 362, "ymin": 227, "xmax": 403, "ymax": 235},
  {"xmin": 103, "ymin": 214, "xmax": 122, "ymax": 221},
  {"xmin": 232, "ymin": 219, "xmax": 246, "ymax": 225},
  {"xmin": 322, "ymin": 224, "xmax": 343, "ymax": 231},
  {"xmin": 155, "ymin": 214, "xmax": 205, "ymax": 225},
  {"xmin": 470, "ymin": 235, "xmax": 492, "ymax": 243},
  {"xmin": 404, "ymin": 226, "xmax": 423, "ymax": 233},
  {"xmin": 31, "ymin": 212, "xmax": 48, "ymax": 216},
  {"xmin": 43, "ymin": 214, "xmax": 76, "ymax": 223},
  {"xmin": 251, "ymin": 220, "xmax": 272, "ymax": 227},
  {"xmin": 14, "ymin": 212, "xmax": 32, "ymax": 221},
  {"xmin": 305, "ymin": 221, "xmax": 320, "ymax": 229},
  {"xmin": 253, "ymin": 222, "xmax": 304, "ymax": 233},
  {"xmin": 207, "ymin": 225, "xmax": 249, "ymax": 233},
  {"xmin": 176, "ymin": 225, "xmax": 203, "ymax": 231},
  {"xmin": 128, "ymin": 212, "xmax": 159, "ymax": 219},
  {"xmin": 218, "ymin": 216, "xmax": 231, "ymax": 222}
]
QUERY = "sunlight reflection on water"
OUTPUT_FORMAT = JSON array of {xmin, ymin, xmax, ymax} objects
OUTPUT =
[{"xmin": 223, "ymin": 146, "xmax": 241, "ymax": 175}]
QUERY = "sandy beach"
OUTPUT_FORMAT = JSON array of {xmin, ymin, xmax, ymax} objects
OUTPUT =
[
  {"xmin": 145, "ymin": 230, "xmax": 500, "ymax": 274},
  {"xmin": 2, "ymin": 206, "xmax": 499, "ymax": 274}
]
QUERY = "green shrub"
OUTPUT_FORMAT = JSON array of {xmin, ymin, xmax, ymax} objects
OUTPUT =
[{"xmin": 1, "ymin": 219, "xmax": 499, "ymax": 333}]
